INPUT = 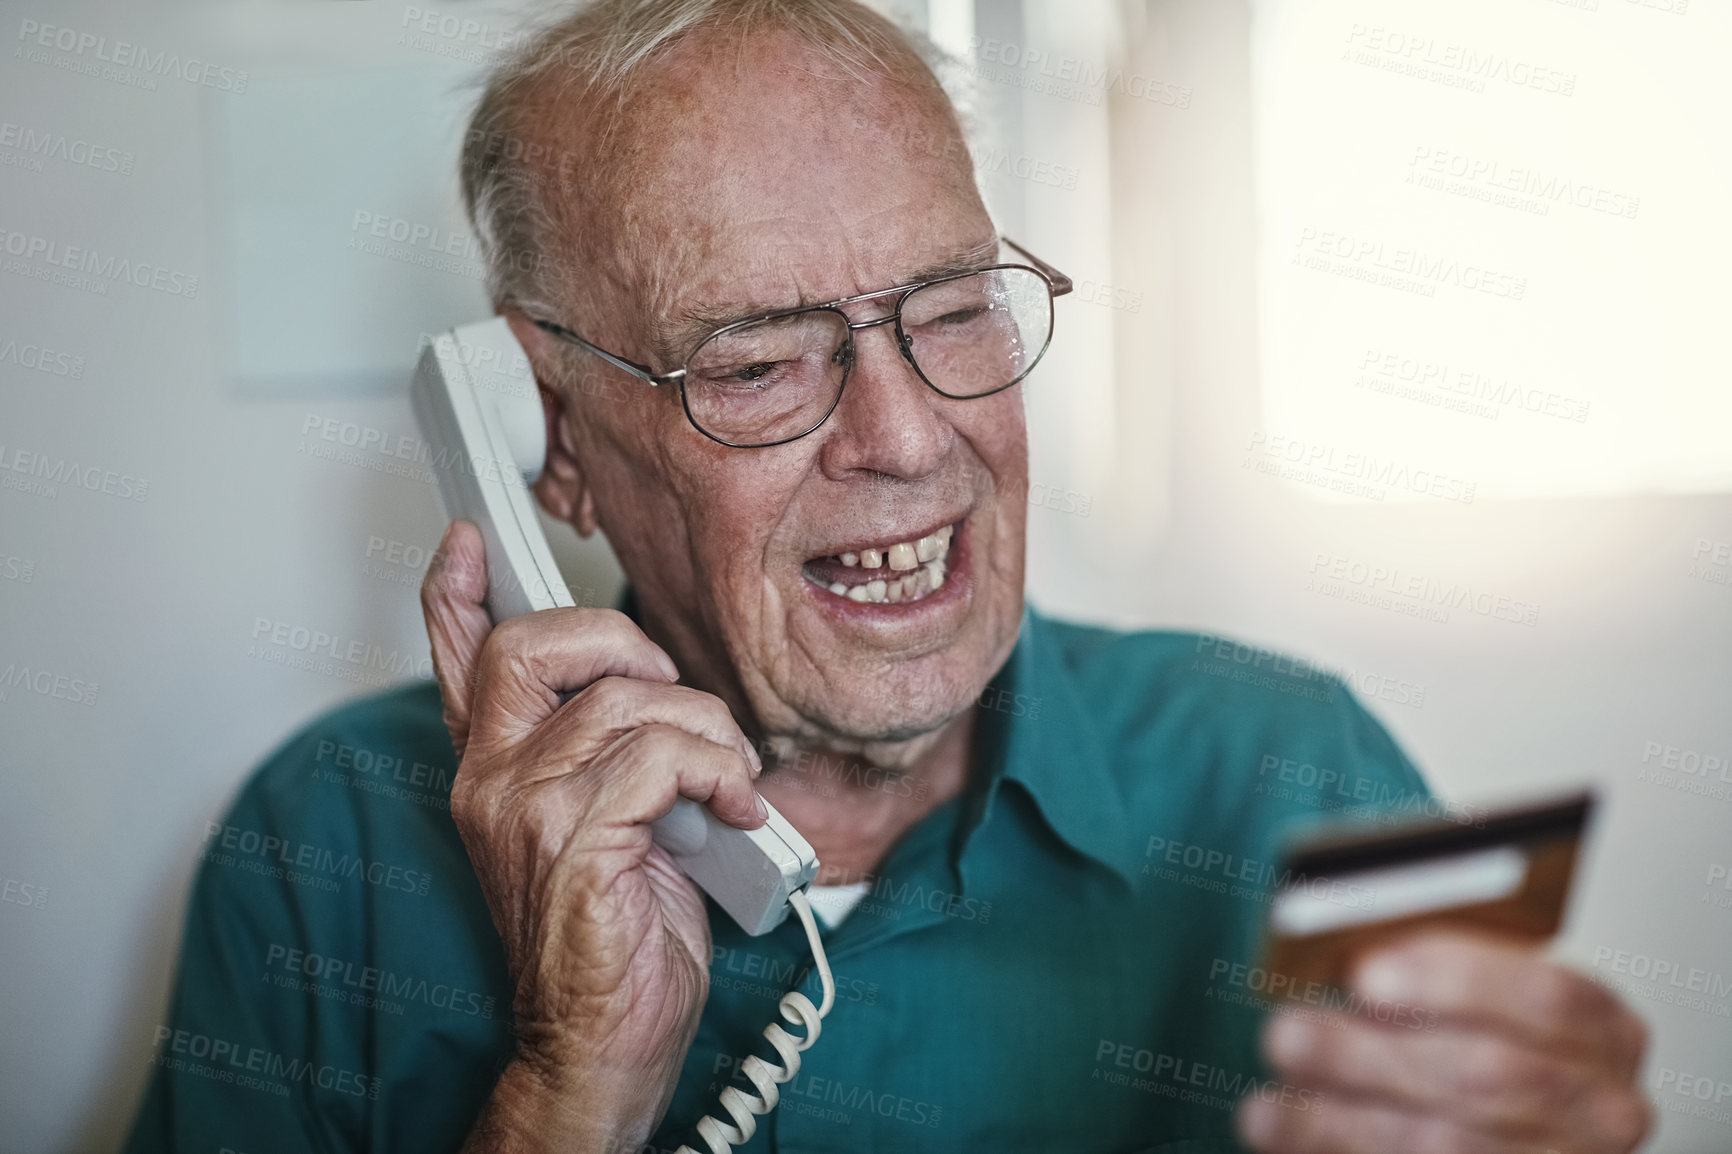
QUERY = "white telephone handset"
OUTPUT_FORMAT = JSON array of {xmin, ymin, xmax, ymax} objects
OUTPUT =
[
  {"xmin": 413, "ymin": 317, "xmax": 838, "ymax": 1152},
  {"xmin": 410, "ymin": 318, "xmax": 820, "ymax": 937}
]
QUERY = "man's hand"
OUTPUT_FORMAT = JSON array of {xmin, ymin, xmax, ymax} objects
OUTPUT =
[
  {"xmin": 1236, "ymin": 929, "xmax": 1652, "ymax": 1153},
  {"xmin": 421, "ymin": 521, "xmax": 766, "ymax": 1153}
]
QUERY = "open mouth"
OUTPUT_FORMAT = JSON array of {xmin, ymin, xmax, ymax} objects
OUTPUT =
[{"xmin": 800, "ymin": 522, "xmax": 957, "ymax": 606}]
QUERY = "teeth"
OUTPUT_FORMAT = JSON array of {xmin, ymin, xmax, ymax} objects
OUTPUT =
[
  {"xmin": 831, "ymin": 525, "xmax": 953, "ymax": 570},
  {"xmin": 814, "ymin": 563, "xmax": 946, "ymax": 605},
  {"xmin": 813, "ymin": 524, "xmax": 957, "ymax": 605}
]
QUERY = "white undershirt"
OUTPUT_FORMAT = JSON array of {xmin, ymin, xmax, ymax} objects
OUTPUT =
[{"xmin": 803, "ymin": 881, "xmax": 871, "ymax": 930}]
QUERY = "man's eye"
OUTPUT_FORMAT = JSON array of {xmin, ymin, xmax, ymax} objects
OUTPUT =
[
  {"xmin": 927, "ymin": 306, "xmax": 988, "ymax": 326},
  {"xmin": 707, "ymin": 361, "xmax": 785, "ymax": 385}
]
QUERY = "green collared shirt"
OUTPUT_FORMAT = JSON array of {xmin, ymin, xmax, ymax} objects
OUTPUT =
[{"xmin": 125, "ymin": 608, "xmax": 1428, "ymax": 1153}]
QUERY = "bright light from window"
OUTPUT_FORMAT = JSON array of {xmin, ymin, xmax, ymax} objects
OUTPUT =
[
  {"xmin": 1252, "ymin": 0, "xmax": 1732, "ymax": 503},
  {"xmin": 927, "ymin": 0, "xmax": 975, "ymax": 60}
]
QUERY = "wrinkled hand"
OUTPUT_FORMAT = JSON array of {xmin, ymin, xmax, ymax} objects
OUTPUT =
[
  {"xmin": 421, "ymin": 521, "xmax": 765, "ymax": 1150},
  {"xmin": 1237, "ymin": 930, "xmax": 1651, "ymax": 1154}
]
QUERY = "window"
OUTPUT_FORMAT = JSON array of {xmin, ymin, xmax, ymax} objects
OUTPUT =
[{"xmin": 1253, "ymin": 0, "xmax": 1732, "ymax": 502}]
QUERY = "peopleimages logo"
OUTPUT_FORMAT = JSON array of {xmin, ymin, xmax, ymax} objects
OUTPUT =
[
  {"xmin": 15, "ymin": 19, "xmax": 248, "ymax": 93},
  {"xmin": 1590, "ymin": 945, "xmax": 1732, "ymax": 1014},
  {"xmin": 3, "ymin": 876, "xmax": 49, "ymax": 910},
  {"xmin": 249, "ymin": 618, "xmax": 435, "ymax": 683},
  {"xmin": 0, "ymin": 662, "xmax": 99, "ymax": 706},
  {"xmin": 825, "ymin": 870, "xmax": 992, "ymax": 925},
  {"xmin": 1092, "ymin": 1040, "xmax": 1324, "ymax": 1115},
  {"xmin": 1142, "ymin": 834, "xmax": 1377, "ymax": 913},
  {"xmin": 0, "ymin": 335, "xmax": 84, "ymax": 378},
  {"xmin": 201, "ymin": 822, "xmax": 433, "ymax": 897},
  {"xmin": 1407, "ymin": 146, "xmax": 1640, "ymax": 221},
  {"xmin": 1306, "ymin": 551, "xmax": 1540, "ymax": 627},
  {"xmin": 966, "ymin": 37, "xmax": 1192, "ymax": 108},
  {"xmin": 0, "ymin": 442, "xmax": 149, "ymax": 502},
  {"xmin": 297, "ymin": 413, "xmax": 521, "ymax": 489},
  {"xmin": 262, "ymin": 943, "xmax": 499, "ymax": 1020},
  {"xmin": 1342, "ymin": 23, "xmax": 1576, "ymax": 97},
  {"xmin": 1355, "ymin": 347, "xmax": 1591, "ymax": 425},
  {"xmin": 150, "ymin": 1027, "xmax": 379, "ymax": 1099},
  {"xmin": 0, "ymin": 121, "xmax": 134, "ymax": 176},
  {"xmin": 1206, "ymin": 959, "xmax": 1439, "ymax": 1032},
  {"xmin": 1256, "ymin": 754, "xmax": 1483, "ymax": 826},
  {"xmin": 398, "ymin": 5, "xmax": 531, "ymax": 63},
  {"xmin": 1245, "ymin": 431, "xmax": 1478, "ymax": 505},
  {"xmin": 0, "ymin": 227, "xmax": 199, "ymax": 297},
  {"xmin": 1293, "ymin": 227, "xmax": 1526, "ymax": 301}
]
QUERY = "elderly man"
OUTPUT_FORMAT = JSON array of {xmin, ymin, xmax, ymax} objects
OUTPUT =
[{"xmin": 126, "ymin": 1, "xmax": 1651, "ymax": 1151}]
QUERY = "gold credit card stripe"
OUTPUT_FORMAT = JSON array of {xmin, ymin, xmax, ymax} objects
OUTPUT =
[
  {"xmin": 1271, "ymin": 845, "xmax": 1530, "ymax": 937},
  {"xmin": 1282, "ymin": 792, "xmax": 1592, "ymax": 878}
]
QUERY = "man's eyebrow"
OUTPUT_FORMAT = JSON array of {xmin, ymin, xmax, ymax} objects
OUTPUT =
[
  {"xmin": 650, "ymin": 237, "xmax": 1004, "ymax": 359},
  {"xmin": 900, "ymin": 237, "xmax": 1003, "ymax": 282}
]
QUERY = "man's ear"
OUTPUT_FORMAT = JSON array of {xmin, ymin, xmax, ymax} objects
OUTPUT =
[{"xmin": 503, "ymin": 310, "xmax": 599, "ymax": 539}]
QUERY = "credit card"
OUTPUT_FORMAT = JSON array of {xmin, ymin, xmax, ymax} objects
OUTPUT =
[{"xmin": 1261, "ymin": 790, "xmax": 1594, "ymax": 990}]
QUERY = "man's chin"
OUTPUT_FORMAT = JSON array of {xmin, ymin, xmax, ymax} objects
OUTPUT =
[
  {"xmin": 752, "ymin": 564, "xmax": 1022, "ymax": 755},
  {"xmin": 766, "ymin": 646, "xmax": 993, "ymax": 753}
]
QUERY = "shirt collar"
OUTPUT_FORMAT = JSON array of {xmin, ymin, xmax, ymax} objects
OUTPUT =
[{"xmin": 975, "ymin": 606, "xmax": 1138, "ymax": 887}]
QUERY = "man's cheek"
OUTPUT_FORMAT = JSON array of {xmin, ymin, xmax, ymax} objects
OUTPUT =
[{"xmin": 972, "ymin": 398, "xmax": 1030, "ymax": 519}]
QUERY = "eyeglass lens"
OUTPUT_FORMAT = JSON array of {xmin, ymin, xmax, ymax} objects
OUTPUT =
[{"xmin": 682, "ymin": 266, "xmax": 1054, "ymax": 446}]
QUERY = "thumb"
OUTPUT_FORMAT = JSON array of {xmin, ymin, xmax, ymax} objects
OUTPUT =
[{"xmin": 420, "ymin": 520, "xmax": 494, "ymax": 759}]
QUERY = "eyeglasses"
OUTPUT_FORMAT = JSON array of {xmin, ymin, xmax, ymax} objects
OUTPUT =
[{"xmin": 529, "ymin": 238, "xmax": 1072, "ymax": 448}]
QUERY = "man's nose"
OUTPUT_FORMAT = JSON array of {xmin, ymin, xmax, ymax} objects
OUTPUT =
[{"xmin": 816, "ymin": 321, "xmax": 954, "ymax": 482}]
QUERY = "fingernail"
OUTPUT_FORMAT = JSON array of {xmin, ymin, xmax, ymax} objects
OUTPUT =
[
  {"xmin": 754, "ymin": 793, "xmax": 768, "ymax": 820},
  {"xmin": 742, "ymin": 738, "xmax": 763, "ymax": 776},
  {"xmin": 657, "ymin": 652, "xmax": 680, "ymax": 682}
]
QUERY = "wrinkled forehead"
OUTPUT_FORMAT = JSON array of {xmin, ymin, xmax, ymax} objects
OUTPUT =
[{"xmin": 549, "ymin": 28, "xmax": 989, "ymax": 354}]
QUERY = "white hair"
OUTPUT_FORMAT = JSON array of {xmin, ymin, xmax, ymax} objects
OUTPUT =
[{"xmin": 458, "ymin": 0, "xmax": 981, "ymax": 312}]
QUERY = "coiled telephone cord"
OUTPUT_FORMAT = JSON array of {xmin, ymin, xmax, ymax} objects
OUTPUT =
[{"xmin": 675, "ymin": 890, "xmax": 834, "ymax": 1154}]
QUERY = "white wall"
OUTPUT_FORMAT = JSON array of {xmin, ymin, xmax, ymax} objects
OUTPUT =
[{"xmin": 0, "ymin": 1, "xmax": 1726, "ymax": 1151}]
